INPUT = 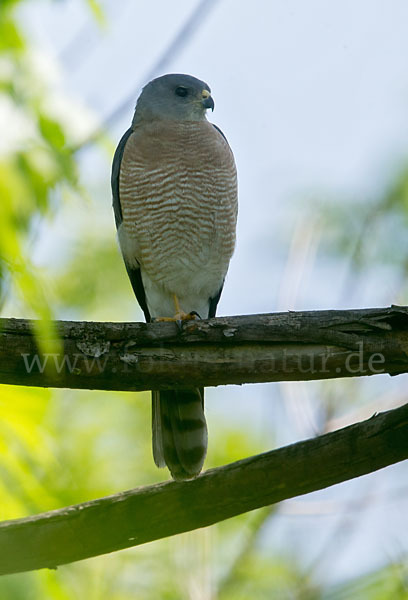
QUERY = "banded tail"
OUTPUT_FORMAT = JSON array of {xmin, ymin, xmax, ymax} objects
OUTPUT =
[{"xmin": 152, "ymin": 388, "xmax": 207, "ymax": 480}]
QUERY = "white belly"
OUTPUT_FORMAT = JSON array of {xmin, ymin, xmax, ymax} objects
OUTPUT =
[{"xmin": 141, "ymin": 253, "xmax": 226, "ymax": 319}]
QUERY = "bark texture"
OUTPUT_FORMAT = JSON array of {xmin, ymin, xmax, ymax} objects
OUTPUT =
[
  {"xmin": 0, "ymin": 402, "xmax": 406, "ymax": 575},
  {"xmin": 1, "ymin": 305, "xmax": 408, "ymax": 391}
]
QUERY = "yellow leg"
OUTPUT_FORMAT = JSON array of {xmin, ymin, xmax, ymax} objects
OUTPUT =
[{"xmin": 155, "ymin": 295, "xmax": 198, "ymax": 322}]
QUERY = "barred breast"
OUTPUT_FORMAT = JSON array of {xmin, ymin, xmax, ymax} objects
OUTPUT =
[{"xmin": 119, "ymin": 119, "xmax": 237, "ymax": 313}]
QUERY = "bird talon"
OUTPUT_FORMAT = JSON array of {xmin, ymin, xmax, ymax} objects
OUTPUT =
[
  {"xmin": 177, "ymin": 311, "xmax": 199, "ymax": 321},
  {"xmin": 189, "ymin": 311, "xmax": 201, "ymax": 320}
]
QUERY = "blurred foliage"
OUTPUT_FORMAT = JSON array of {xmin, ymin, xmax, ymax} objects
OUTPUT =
[
  {"xmin": 327, "ymin": 561, "xmax": 408, "ymax": 600},
  {"xmin": 316, "ymin": 164, "xmax": 408, "ymax": 281},
  {"xmin": 85, "ymin": 0, "xmax": 107, "ymax": 28},
  {"xmin": 0, "ymin": 0, "xmax": 80, "ymax": 350},
  {"xmin": 0, "ymin": 1, "xmax": 406, "ymax": 599}
]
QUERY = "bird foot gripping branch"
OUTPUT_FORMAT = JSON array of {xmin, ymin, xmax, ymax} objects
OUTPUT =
[{"xmin": 154, "ymin": 294, "xmax": 200, "ymax": 324}]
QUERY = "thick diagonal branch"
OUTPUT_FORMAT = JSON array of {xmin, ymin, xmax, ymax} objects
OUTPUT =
[
  {"xmin": 1, "ymin": 305, "xmax": 408, "ymax": 391},
  {"xmin": 0, "ymin": 402, "xmax": 407, "ymax": 575}
]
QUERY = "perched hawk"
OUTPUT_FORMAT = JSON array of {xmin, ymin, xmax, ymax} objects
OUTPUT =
[{"xmin": 111, "ymin": 74, "xmax": 238, "ymax": 480}]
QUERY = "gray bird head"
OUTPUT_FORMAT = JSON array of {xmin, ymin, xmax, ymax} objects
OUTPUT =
[{"xmin": 133, "ymin": 74, "xmax": 214, "ymax": 124}]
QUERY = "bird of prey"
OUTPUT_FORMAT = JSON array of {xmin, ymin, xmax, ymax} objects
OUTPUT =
[{"xmin": 111, "ymin": 73, "xmax": 238, "ymax": 480}]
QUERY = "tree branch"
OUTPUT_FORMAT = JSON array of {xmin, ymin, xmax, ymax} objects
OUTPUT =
[
  {"xmin": 1, "ymin": 305, "xmax": 408, "ymax": 391},
  {"xmin": 0, "ymin": 402, "xmax": 407, "ymax": 575}
]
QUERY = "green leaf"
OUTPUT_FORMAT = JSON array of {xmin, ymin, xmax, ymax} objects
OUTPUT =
[
  {"xmin": 38, "ymin": 113, "xmax": 66, "ymax": 150},
  {"xmin": 0, "ymin": 17, "xmax": 25, "ymax": 52}
]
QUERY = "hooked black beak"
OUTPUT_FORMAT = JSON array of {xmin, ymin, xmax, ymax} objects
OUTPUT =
[{"xmin": 202, "ymin": 95, "xmax": 215, "ymax": 111}]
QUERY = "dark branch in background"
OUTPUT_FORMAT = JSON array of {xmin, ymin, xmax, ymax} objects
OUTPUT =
[
  {"xmin": 1, "ymin": 306, "xmax": 408, "ymax": 391},
  {"xmin": 73, "ymin": 0, "xmax": 220, "ymax": 151},
  {"xmin": 0, "ymin": 402, "xmax": 407, "ymax": 575}
]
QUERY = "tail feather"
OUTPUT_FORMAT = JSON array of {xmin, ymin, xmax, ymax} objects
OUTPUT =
[{"xmin": 152, "ymin": 388, "xmax": 207, "ymax": 480}]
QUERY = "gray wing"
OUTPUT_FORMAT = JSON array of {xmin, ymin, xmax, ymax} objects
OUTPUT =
[
  {"xmin": 111, "ymin": 127, "xmax": 151, "ymax": 322},
  {"xmin": 206, "ymin": 124, "xmax": 231, "ymax": 318},
  {"xmin": 111, "ymin": 128, "xmax": 133, "ymax": 229}
]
